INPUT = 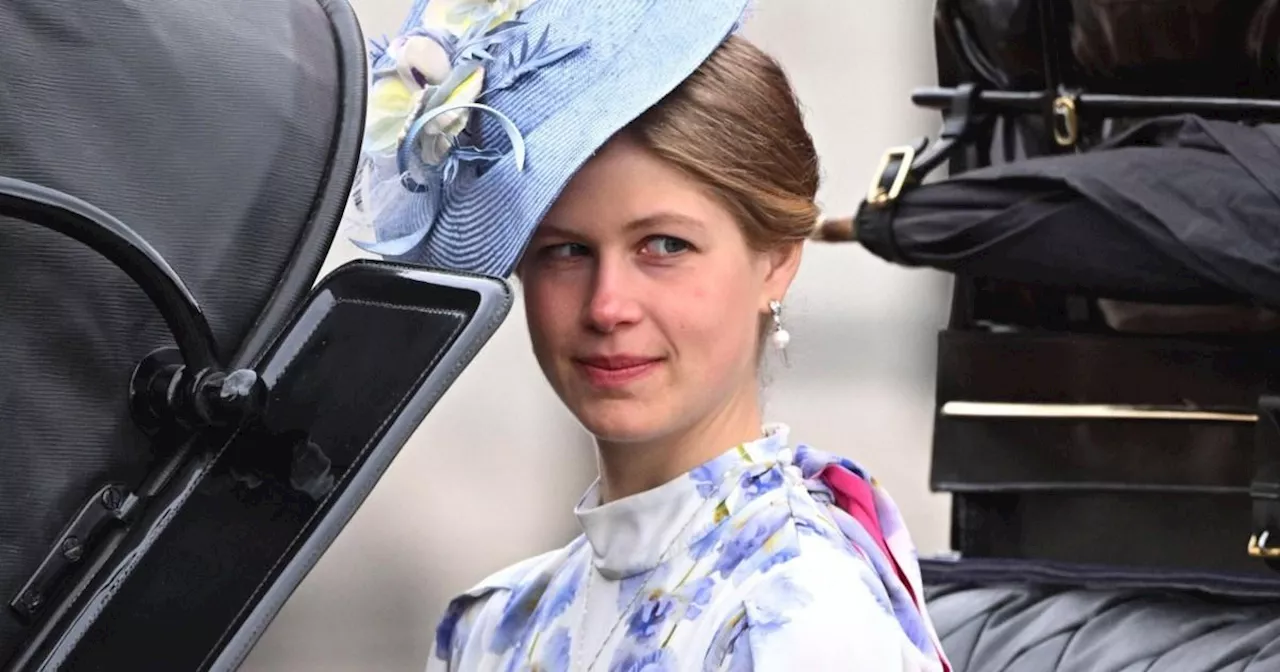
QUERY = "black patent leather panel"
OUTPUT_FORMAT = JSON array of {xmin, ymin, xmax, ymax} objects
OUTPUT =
[{"xmin": 13, "ymin": 262, "xmax": 510, "ymax": 671}]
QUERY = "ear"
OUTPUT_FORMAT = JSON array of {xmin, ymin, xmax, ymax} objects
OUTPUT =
[{"xmin": 759, "ymin": 240, "xmax": 804, "ymax": 307}]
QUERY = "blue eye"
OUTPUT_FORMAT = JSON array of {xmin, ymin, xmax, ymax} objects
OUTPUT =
[
  {"xmin": 542, "ymin": 242, "xmax": 590, "ymax": 259},
  {"xmin": 643, "ymin": 236, "xmax": 691, "ymax": 257}
]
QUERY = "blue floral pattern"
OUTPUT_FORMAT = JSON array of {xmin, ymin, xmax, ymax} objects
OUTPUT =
[
  {"xmin": 690, "ymin": 460, "xmax": 731, "ymax": 498},
  {"xmin": 534, "ymin": 555, "xmax": 584, "ymax": 628},
  {"xmin": 427, "ymin": 425, "xmax": 949, "ymax": 671},
  {"xmin": 534, "ymin": 626, "xmax": 572, "ymax": 671},
  {"xmin": 679, "ymin": 576, "xmax": 715, "ymax": 620},
  {"xmin": 617, "ymin": 565, "xmax": 667, "ymax": 611},
  {"xmin": 711, "ymin": 503, "xmax": 791, "ymax": 580},
  {"xmin": 488, "ymin": 574, "xmax": 547, "ymax": 653},
  {"xmin": 739, "ymin": 465, "xmax": 784, "ymax": 499},
  {"xmin": 626, "ymin": 592, "xmax": 677, "ymax": 641}
]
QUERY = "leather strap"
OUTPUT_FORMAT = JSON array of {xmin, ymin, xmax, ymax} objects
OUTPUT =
[{"xmin": 854, "ymin": 83, "xmax": 986, "ymax": 267}]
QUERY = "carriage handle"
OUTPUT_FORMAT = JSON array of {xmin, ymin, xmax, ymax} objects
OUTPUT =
[{"xmin": 0, "ymin": 175, "xmax": 264, "ymax": 433}]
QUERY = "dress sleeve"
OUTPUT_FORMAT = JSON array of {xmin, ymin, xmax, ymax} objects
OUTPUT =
[
  {"xmin": 425, "ymin": 596, "xmax": 481, "ymax": 672},
  {"xmin": 709, "ymin": 548, "xmax": 939, "ymax": 672},
  {"xmin": 424, "ymin": 638, "xmax": 453, "ymax": 672},
  {"xmin": 423, "ymin": 547, "xmax": 570, "ymax": 671}
]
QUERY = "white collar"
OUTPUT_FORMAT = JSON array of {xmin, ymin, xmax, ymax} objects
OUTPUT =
[{"xmin": 572, "ymin": 424, "xmax": 790, "ymax": 579}]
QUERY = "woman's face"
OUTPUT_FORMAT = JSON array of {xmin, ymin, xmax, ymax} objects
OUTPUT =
[{"xmin": 519, "ymin": 133, "xmax": 800, "ymax": 445}]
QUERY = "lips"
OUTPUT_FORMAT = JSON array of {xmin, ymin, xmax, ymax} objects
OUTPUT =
[{"xmin": 573, "ymin": 354, "xmax": 664, "ymax": 388}]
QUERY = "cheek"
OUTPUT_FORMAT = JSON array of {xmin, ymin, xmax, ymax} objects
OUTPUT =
[
  {"xmin": 521, "ymin": 278, "xmax": 575, "ymax": 351},
  {"xmin": 668, "ymin": 282, "xmax": 757, "ymax": 362}
]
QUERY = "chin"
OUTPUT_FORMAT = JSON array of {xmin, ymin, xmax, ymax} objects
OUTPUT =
[{"xmin": 572, "ymin": 397, "xmax": 671, "ymax": 445}]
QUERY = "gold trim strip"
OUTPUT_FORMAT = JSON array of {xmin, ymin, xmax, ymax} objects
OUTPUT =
[{"xmin": 940, "ymin": 401, "xmax": 1256, "ymax": 423}]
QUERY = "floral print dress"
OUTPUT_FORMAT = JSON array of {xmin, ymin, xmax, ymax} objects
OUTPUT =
[{"xmin": 428, "ymin": 425, "xmax": 949, "ymax": 671}]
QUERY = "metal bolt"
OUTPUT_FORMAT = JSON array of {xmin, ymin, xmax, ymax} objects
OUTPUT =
[
  {"xmin": 20, "ymin": 591, "xmax": 42, "ymax": 613},
  {"xmin": 101, "ymin": 487, "xmax": 122, "ymax": 511},
  {"xmin": 220, "ymin": 369, "xmax": 259, "ymax": 401},
  {"xmin": 61, "ymin": 536, "xmax": 84, "ymax": 563},
  {"xmin": 186, "ymin": 368, "xmax": 265, "ymax": 428}
]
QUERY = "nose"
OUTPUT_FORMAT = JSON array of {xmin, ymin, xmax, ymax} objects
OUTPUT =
[{"xmin": 584, "ymin": 255, "xmax": 642, "ymax": 333}]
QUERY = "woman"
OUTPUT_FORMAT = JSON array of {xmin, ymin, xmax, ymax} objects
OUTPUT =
[{"xmin": 350, "ymin": 0, "xmax": 949, "ymax": 669}]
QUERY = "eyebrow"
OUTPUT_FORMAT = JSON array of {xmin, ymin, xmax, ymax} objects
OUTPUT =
[
  {"xmin": 536, "ymin": 212, "xmax": 706, "ymax": 240},
  {"xmin": 626, "ymin": 212, "xmax": 706, "ymax": 233}
]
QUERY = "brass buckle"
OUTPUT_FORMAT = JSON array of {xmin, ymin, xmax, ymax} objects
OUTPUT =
[
  {"xmin": 1052, "ymin": 95, "xmax": 1079, "ymax": 148},
  {"xmin": 1248, "ymin": 530, "xmax": 1280, "ymax": 558},
  {"xmin": 866, "ymin": 145, "xmax": 917, "ymax": 206}
]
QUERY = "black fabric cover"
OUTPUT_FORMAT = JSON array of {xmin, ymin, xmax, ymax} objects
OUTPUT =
[
  {"xmin": 1070, "ymin": 0, "xmax": 1261, "ymax": 94},
  {"xmin": 936, "ymin": 0, "xmax": 1276, "ymax": 95},
  {"xmin": 0, "ymin": 0, "xmax": 352, "ymax": 661},
  {"xmin": 936, "ymin": 0, "xmax": 1045, "ymax": 89},
  {"xmin": 924, "ymin": 559, "xmax": 1280, "ymax": 671},
  {"xmin": 859, "ymin": 115, "xmax": 1280, "ymax": 308}
]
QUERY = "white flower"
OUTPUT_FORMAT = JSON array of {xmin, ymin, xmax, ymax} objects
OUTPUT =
[
  {"xmin": 390, "ymin": 34, "xmax": 452, "ymax": 86},
  {"xmin": 365, "ymin": 0, "xmax": 538, "ymax": 165},
  {"xmin": 420, "ymin": 0, "xmax": 537, "ymax": 37},
  {"xmin": 365, "ymin": 34, "xmax": 453, "ymax": 154},
  {"xmin": 415, "ymin": 66, "xmax": 485, "ymax": 165}
]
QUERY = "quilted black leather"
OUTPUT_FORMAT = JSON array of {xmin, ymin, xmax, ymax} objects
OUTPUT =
[{"xmin": 925, "ymin": 562, "xmax": 1280, "ymax": 671}]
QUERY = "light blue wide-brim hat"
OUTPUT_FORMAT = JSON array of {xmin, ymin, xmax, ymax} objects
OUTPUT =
[{"xmin": 344, "ymin": 0, "xmax": 753, "ymax": 278}]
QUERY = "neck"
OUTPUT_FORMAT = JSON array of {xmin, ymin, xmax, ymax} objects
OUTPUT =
[{"xmin": 593, "ymin": 385, "xmax": 763, "ymax": 503}]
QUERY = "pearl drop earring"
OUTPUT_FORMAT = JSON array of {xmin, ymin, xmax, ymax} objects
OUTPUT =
[{"xmin": 769, "ymin": 300, "xmax": 790, "ymax": 351}]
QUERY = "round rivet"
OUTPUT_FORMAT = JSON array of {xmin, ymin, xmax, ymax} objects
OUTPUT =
[{"xmin": 61, "ymin": 537, "xmax": 84, "ymax": 563}]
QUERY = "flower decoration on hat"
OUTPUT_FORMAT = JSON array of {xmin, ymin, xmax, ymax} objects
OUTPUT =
[{"xmin": 346, "ymin": 0, "xmax": 588, "ymax": 256}]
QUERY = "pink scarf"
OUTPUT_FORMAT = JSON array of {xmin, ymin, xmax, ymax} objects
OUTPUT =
[{"xmin": 816, "ymin": 461, "xmax": 952, "ymax": 672}]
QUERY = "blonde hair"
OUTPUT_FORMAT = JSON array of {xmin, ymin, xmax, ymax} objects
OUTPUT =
[{"xmin": 627, "ymin": 35, "xmax": 821, "ymax": 252}]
